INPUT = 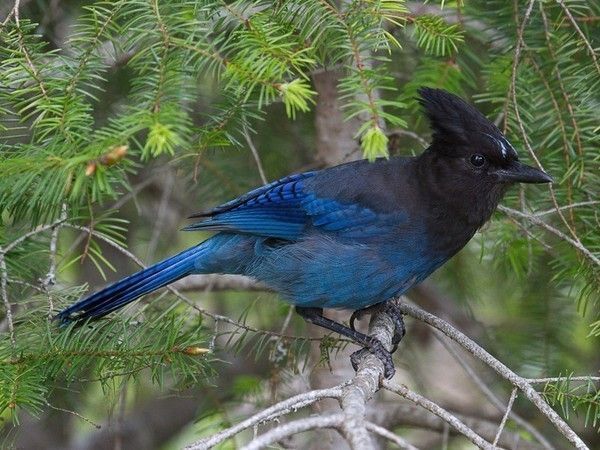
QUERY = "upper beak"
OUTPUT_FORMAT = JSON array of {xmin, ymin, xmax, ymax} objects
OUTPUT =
[{"xmin": 495, "ymin": 161, "xmax": 554, "ymax": 184}]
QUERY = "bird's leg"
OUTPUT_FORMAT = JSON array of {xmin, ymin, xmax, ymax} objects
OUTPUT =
[
  {"xmin": 349, "ymin": 301, "xmax": 406, "ymax": 352},
  {"xmin": 295, "ymin": 306, "xmax": 395, "ymax": 379}
]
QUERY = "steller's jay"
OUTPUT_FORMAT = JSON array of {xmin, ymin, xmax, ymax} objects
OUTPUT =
[{"xmin": 58, "ymin": 88, "xmax": 552, "ymax": 378}]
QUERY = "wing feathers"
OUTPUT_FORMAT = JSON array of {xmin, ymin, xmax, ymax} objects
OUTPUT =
[{"xmin": 184, "ymin": 170, "xmax": 389, "ymax": 240}]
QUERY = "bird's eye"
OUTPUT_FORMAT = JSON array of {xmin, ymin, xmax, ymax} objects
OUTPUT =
[{"xmin": 470, "ymin": 154, "xmax": 486, "ymax": 168}]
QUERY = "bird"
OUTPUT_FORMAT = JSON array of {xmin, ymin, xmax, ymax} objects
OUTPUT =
[{"xmin": 57, "ymin": 88, "xmax": 553, "ymax": 378}]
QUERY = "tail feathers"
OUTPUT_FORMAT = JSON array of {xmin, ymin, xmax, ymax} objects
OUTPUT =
[{"xmin": 56, "ymin": 245, "xmax": 203, "ymax": 324}]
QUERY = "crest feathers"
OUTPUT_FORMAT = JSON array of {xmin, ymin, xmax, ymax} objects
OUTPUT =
[{"xmin": 417, "ymin": 87, "xmax": 499, "ymax": 149}]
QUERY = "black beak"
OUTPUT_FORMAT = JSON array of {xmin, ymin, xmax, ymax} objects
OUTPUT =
[{"xmin": 495, "ymin": 161, "xmax": 554, "ymax": 184}]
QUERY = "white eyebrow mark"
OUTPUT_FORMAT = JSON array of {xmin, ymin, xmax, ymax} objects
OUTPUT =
[
  {"xmin": 498, "ymin": 138, "xmax": 507, "ymax": 157},
  {"xmin": 482, "ymin": 133, "xmax": 517, "ymax": 160},
  {"xmin": 499, "ymin": 136, "xmax": 518, "ymax": 159}
]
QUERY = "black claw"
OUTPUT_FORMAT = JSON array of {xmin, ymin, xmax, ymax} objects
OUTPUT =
[
  {"xmin": 350, "ymin": 302, "xmax": 406, "ymax": 354},
  {"xmin": 349, "ymin": 312, "xmax": 358, "ymax": 332},
  {"xmin": 350, "ymin": 348, "xmax": 365, "ymax": 372},
  {"xmin": 349, "ymin": 309, "xmax": 365, "ymax": 331},
  {"xmin": 384, "ymin": 302, "xmax": 406, "ymax": 352},
  {"xmin": 350, "ymin": 339, "xmax": 396, "ymax": 379}
]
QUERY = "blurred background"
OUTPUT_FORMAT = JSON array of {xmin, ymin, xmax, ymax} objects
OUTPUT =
[{"xmin": 0, "ymin": 0, "xmax": 598, "ymax": 448}]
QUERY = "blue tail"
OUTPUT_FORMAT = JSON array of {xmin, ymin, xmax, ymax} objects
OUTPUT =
[{"xmin": 56, "ymin": 244, "xmax": 205, "ymax": 324}]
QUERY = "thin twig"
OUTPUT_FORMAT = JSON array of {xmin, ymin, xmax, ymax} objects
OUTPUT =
[
  {"xmin": 44, "ymin": 204, "xmax": 67, "ymax": 288},
  {"xmin": 1, "ymin": 0, "xmax": 20, "ymax": 26},
  {"xmin": 45, "ymin": 401, "xmax": 101, "ymax": 429},
  {"xmin": 364, "ymin": 421, "xmax": 420, "ymax": 450},
  {"xmin": 243, "ymin": 125, "xmax": 268, "ymax": 185},
  {"xmin": 0, "ymin": 256, "xmax": 14, "ymax": 345},
  {"xmin": 7, "ymin": 3, "xmax": 49, "ymax": 100},
  {"xmin": 0, "ymin": 218, "xmax": 67, "ymax": 256},
  {"xmin": 533, "ymin": 201, "xmax": 600, "ymax": 217},
  {"xmin": 387, "ymin": 129, "xmax": 429, "ymax": 148},
  {"xmin": 279, "ymin": 305, "xmax": 294, "ymax": 335},
  {"xmin": 493, "ymin": 388, "xmax": 517, "ymax": 446},
  {"xmin": 6, "ymin": 278, "xmax": 46, "ymax": 294},
  {"xmin": 173, "ymin": 274, "xmax": 267, "ymax": 292},
  {"xmin": 556, "ymin": 0, "xmax": 600, "ymax": 75},
  {"xmin": 43, "ymin": 204, "xmax": 67, "ymax": 315},
  {"xmin": 240, "ymin": 414, "xmax": 344, "ymax": 450},
  {"xmin": 527, "ymin": 376, "xmax": 600, "ymax": 384},
  {"xmin": 382, "ymin": 381, "xmax": 494, "ymax": 449},
  {"xmin": 185, "ymin": 386, "xmax": 344, "ymax": 449},
  {"xmin": 498, "ymin": 205, "xmax": 600, "ymax": 267}
]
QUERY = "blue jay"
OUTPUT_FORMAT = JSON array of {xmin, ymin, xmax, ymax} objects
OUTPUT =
[{"xmin": 58, "ymin": 88, "xmax": 552, "ymax": 378}]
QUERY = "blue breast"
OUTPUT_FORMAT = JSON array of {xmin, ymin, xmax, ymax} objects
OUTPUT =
[{"xmin": 247, "ymin": 230, "xmax": 445, "ymax": 310}]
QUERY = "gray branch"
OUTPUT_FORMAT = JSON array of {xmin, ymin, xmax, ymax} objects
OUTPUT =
[
  {"xmin": 240, "ymin": 414, "xmax": 344, "ymax": 450},
  {"xmin": 185, "ymin": 387, "xmax": 344, "ymax": 449},
  {"xmin": 368, "ymin": 403, "xmax": 546, "ymax": 450},
  {"xmin": 398, "ymin": 301, "xmax": 589, "ymax": 450},
  {"xmin": 382, "ymin": 381, "xmax": 495, "ymax": 449}
]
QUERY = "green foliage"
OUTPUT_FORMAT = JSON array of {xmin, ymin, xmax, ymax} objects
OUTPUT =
[
  {"xmin": 278, "ymin": 79, "xmax": 316, "ymax": 119},
  {"xmin": 467, "ymin": 0, "xmax": 600, "ymax": 314},
  {"xmin": 361, "ymin": 125, "xmax": 389, "ymax": 162},
  {"xmin": 542, "ymin": 375, "xmax": 600, "ymax": 430},
  {"xmin": 0, "ymin": 0, "xmax": 415, "ymax": 224},
  {"xmin": 412, "ymin": 15, "xmax": 464, "ymax": 56},
  {"xmin": 0, "ymin": 294, "xmax": 212, "ymax": 419},
  {"xmin": 0, "ymin": 0, "xmax": 598, "ymax": 438}
]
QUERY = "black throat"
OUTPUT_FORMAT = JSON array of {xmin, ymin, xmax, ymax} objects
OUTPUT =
[{"xmin": 414, "ymin": 149, "xmax": 508, "ymax": 255}]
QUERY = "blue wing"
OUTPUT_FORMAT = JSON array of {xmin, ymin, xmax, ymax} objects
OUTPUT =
[{"xmin": 183, "ymin": 171, "xmax": 392, "ymax": 240}]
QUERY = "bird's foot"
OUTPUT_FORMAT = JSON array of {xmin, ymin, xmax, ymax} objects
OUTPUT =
[
  {"xmin": 295, "ymin": 306, "xmax": 397, "ymax": 379},
  {"xmin": 385, "ymin": 302, "xmax": 406, "ymax": 352},
  {"xmin": 350, "ymin": 301, "xmax": 406, "ymax": 353},
  {"xmin": 350, "ymin": 338, "xmax": 395, "ymax": 379}
]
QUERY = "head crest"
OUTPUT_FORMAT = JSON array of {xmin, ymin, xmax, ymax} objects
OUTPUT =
[{"xmin": 417, "ymin": 88, "xmax": 511, "ymax": 156}]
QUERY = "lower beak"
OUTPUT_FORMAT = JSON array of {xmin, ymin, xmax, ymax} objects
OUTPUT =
[{"xmin": 495, "ymin": 161, "xmax": 554, "ymax": 184}]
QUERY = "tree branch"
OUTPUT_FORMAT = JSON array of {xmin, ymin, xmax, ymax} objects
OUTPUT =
[
  {"xmin": 339, "ymin": 311, "xmax": 396, "ymax": 448},
  {"xmin": 240, "ymin": 414, "xmax": 344, "ymax": 450},
  {"xmin": 364, "ymin": 421, "xmax": 420, "ymax": 450},
  {"xmin": 397, "ymin": 301, "xmax": 589, "ymax": 450},
  {"xmin": 185, "ymin": 386, "xmax": 344, "ymax": 449},
  {"xmin": 172, "ymin": 274, "xmax": 267, "ymax": 292},
  {"xmin": 492, "ymin": 388, "xmax": 517, "ymax": 446},
  {"xmin": 434, "ymin": 333, "xmax": 555, "ymax": 449},
  {"xmin": 368, "ymin": 402, "xmax": 546, "ymax": 450},
  {"xmin": 382, "ymin": 381, "xmax": 495, "ymax": 449}
]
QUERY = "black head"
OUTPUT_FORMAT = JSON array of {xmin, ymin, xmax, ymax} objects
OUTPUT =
[
  {"xmin": 417, "ymin": 87, "xmax": 553, "ymax": 185},
  {"xmin": 416, "ymin": 87, "xmax": 552, "ymax": 230}
]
